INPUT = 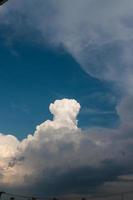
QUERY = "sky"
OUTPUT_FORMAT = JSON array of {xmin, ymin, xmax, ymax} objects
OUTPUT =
[{"xmin": 0, "ymin": 0, "xmax": 133, "ymax": 198}]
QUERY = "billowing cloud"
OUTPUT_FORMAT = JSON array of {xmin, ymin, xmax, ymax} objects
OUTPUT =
[
  {"xmin": 0, "ymin": 99, "xmax": 80, "ymax": 184},
  {"xmin": 0, "ymin": 98, "xmax": 132, "ymax": 195}
]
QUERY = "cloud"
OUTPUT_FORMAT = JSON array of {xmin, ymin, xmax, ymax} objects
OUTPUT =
[
  {"xmin": 1, "ymin": 0, "xmax": 133, "ymax": 195},
  {"xmin": 0, "ymin": 98, "xmax": 132, "ymax": 195},
  {"xmin": 0, "ymin": 99, "xmax": 82, "ymax": 190},
  {"xmin": 1, "ymin": 0, "xmax": 133, "ymax": 94}
]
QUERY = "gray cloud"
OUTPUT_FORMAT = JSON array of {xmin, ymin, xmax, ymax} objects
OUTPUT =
[
  {"xmin": 0, "ymin": 99, "xmax": 132, "ymax": 195},
  {"xmin": 1, "ymin": 0, "xmax": 133, "ymax": 93}
]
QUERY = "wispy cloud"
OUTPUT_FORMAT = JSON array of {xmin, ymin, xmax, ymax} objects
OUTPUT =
[{"xmin": 1, "ymin": 0, "xmax": 133, "ymax": 93}]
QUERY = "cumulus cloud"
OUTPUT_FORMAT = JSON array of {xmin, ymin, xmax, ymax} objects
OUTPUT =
[
  {"xmin": 0, "ymin": 99, "xmax": 82, "ymax": 190},
  {"xmin": 0, "ymin": 98, "xmax": 132, "ymax": 195}
]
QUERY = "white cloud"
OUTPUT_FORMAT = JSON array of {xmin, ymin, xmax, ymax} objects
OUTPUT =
[
  {"xmin": 0, "ymin": 99, "xmax": 82, "ymax": 186},
  {"xmin": 0, "ymin": 98, "xmax": 132, "ymax": 196},
  {"xmin": 0, "ymin": 99, "xmax": 114, "ymax": 186},
  {"xmin": 0, "ymin": 98, "xmax": 131, "ymax": 192}
]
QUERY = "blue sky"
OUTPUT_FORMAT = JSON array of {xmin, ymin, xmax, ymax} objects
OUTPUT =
[{"xmin": 0, "ymin": 37, "xmax": 118, "ymax": 139}]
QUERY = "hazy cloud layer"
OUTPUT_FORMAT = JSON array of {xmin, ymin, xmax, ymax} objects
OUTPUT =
[{"xmin": 1, "ymin": 0, "xmax": 133, "ymax": 93}]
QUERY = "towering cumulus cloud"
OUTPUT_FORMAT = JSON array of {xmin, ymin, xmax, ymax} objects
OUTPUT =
[
  {"xmin": 0, "ymin": 99, "xmax": 132, "ymax": 195},
  {"xmin": 0, "ymin": 99, "xmax": 82, "ymax": 188}
]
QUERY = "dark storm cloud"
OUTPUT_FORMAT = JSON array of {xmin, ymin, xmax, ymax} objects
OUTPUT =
[{"xmin": 24, "ymin": 161, "xmax": 125, "ymax": 196}]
